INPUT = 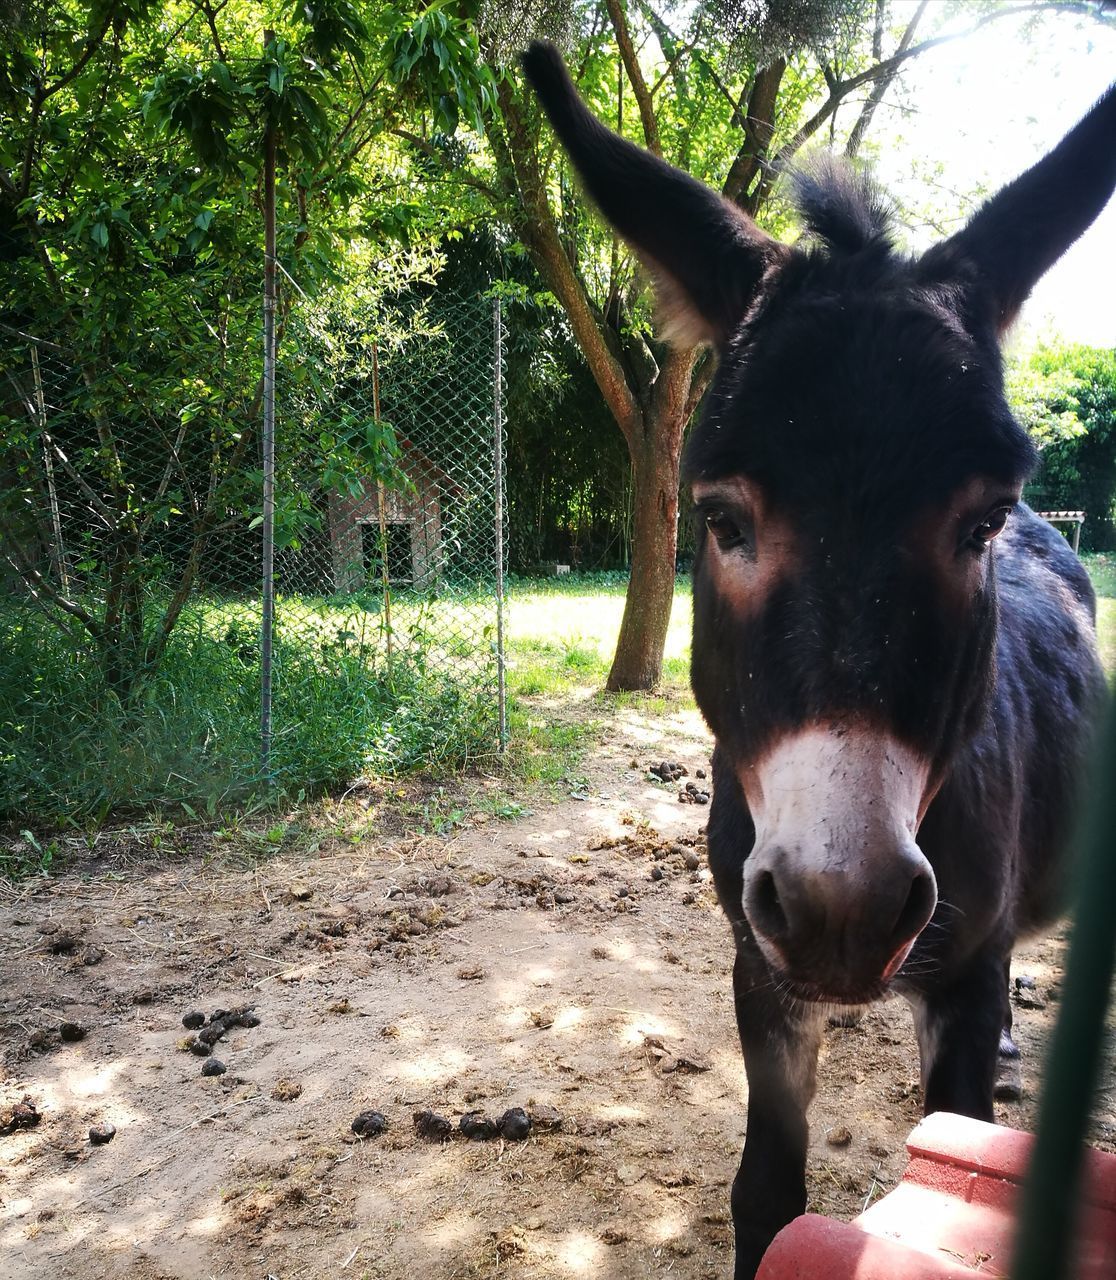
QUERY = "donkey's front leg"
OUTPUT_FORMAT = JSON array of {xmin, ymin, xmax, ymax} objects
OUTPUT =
[
  {"xmin": 909, "ymin": 945, "xmax": 1008, "ymax": 1122},
  {"xmin": 731, "ymin": 952, "xmax": 825, "ymax": 1280}
]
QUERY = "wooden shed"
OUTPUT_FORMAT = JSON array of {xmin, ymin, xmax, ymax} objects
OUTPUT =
[{"xmin": 327, "ymin": 440, "xmax": 448, "ymax": 593}]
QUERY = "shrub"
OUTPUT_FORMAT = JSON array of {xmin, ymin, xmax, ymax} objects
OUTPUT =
[
  {"xmin": 0, "ymin": 600, "xmax": 495, "ymax": 824},
  {"xmin": 1008, "ymin": 344, "xmax": 1116, "ymax": 551}
]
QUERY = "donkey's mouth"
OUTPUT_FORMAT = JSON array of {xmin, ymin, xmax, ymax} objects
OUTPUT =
[{"xmin": 780, "ymin": 977, "xmax": 889, "ymax": 1007}]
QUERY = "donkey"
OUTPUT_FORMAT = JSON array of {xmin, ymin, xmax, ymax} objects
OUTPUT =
[{"xmin": 522, "ymin": 42, "xmax": 1114, "ymax": 1278}]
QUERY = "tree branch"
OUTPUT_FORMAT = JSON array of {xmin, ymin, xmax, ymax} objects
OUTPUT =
[
  {"xmin": 651, "ymin": 344, "xmax": 700, "ymax": 455},
  {"xmin": 722, "ymin": 59, "xmax": 785, "ymax": 208},
  {"xmin": 37, "ymin": 10, "xmax": 115, "ymax": 105},
  {"xmin": 391, "ymin": 129, "xmax": 502, "ymax": 200},
  {"xmin": 649, "ymin": 34, "xmax": 697, "ymax": 100},
  {"xmin": 15, "ymin": 2, "xmax": 117, "ymax": 199},
  {"xmin": 196, "ymin": 0, "xmax": 229, "ymax": 62},
  {"xmin": 490, "ymin": 78, "xmax": 643, "ymax": 445},
  {"xmin": 871, "ymin": 0, "xmax": 886, "ymax": 61},
  {"xmin": 846, "ymin": 0, "xmax": 928, "ymax": 158},
  {"xmin": 0, "ymin": 526, "xmax": 97, "ymax": 635},
  {"xmin": 639, "ymin": 3, "xmax": 741, "ymax": 122},
  {"xmin": 605, "ymin": 0, "xmax": 661, "ymax": 155},
  {"xmin": 769, "ymin": 1, "xmax": 1110, "ymax": 179}
]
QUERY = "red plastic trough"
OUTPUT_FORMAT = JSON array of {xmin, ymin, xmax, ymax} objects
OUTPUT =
[{"xmin": 756, "ymin": 1112, "xmax": 1116, "ymax": 1279}]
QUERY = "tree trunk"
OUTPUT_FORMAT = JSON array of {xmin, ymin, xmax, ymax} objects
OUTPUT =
[
  {"xmin": 606, "ymin": 346, "xmax": 696, "ymax": 691},
  {"xmin": 607, "ymin": 430, "xmax": 681, "ymax": 690}
]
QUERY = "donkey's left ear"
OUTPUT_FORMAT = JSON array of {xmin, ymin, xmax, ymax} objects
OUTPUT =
[
  {"xmin": 521, "ymin": 41, "xmax": 787, "ymax": 346},
  {"xmin": 924, "ymin": 84, "xmax": 1116, "ymax": 334}
]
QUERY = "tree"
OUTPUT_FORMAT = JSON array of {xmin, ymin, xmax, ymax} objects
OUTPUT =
[
  {"xmin": 0, "ymin": 0, "xmax": 489, "ymax": 699},
  {"xmin": 447, "ymin": 0, "xmax": 1112, "ymax": 689},
  {"xmin": 1009, "ymin": 343, "xmax": 1116, "ymax": 551}
]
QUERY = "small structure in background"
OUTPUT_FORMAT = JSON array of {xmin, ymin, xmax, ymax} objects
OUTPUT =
[
  {"xmin": 327, "ymin": 439, "xmax": 450, "ymax": 593},
  {"xmin": 1036, "ymin": 509, "xmax": 1086, "ymax": 554}
]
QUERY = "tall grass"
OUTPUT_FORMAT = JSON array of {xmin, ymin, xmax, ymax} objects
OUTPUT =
[{"xmin": 0, "ymin": 603, "xmax": 495, "ymax": 823}]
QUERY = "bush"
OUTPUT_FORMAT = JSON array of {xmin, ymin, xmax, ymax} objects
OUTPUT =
[{"xmin": 1009, "ymin": 344, "xmax": 1116, "ymax": 551}]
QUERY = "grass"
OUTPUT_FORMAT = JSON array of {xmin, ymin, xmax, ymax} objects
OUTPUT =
[
  {"xmin": 0, "ymin": 560, "xmax": 1112, "ymax": 835},
  {"xmin": 0, "ymin": 590, "xmax": 500, "ymax": 825},
  {"xmin": 506, "ymin": 572, "xmax": 693, "ymax": 699},
  {"xmin": 501, "ymin": 573, "xmax": 694, "ymax": 788},
  {"xmin": 1083, "ymin": 554, "xmax": 1116, "ymax": 677}
]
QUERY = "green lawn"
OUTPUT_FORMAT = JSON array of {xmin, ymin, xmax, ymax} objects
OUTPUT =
[
  {"xmin": 1085, "ymin": 554, "xmax": 1116, "ymax": 677},
  {"xmin": 506, "ymin": 573, "xmax": 693, "ymax": 700},
  {"xmin": 506, "ymin": 556, "xmax": 1116, "ymax": 697}
]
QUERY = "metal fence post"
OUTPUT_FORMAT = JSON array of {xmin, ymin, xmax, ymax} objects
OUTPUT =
[
  {"xmin": 260, "ymin": 29, "xmax": 277, "ymax": 785},
  {"xmin": 494, "ymin": 296, "xmax": 507, "ymax": 753}
]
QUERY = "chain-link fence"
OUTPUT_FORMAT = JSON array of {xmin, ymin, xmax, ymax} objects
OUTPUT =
[
  {"xmin": 0, "ymin": 283, "xmax": 507, "ymax": 822},
  {"xmin": 269, "ymin": 288, "xmax": 508, "ymax": 774}
]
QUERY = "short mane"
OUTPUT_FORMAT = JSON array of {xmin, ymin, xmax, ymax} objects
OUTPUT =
[{"xmin": 790, "ymin": 156, "xmax": 895, "ymax": 254}]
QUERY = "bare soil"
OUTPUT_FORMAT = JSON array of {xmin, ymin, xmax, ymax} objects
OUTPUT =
[{"xmin": 2, "ymin": 696, "xmax": 1111, "ymax": 1280}]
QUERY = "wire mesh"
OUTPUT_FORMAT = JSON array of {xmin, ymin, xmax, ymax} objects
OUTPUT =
[
  {"xmin": 0, "ymin": 281, "xmax": 507, "ymax": 821},
  {"xmin": 270, "ymin": 287, "xmax": 508, "ymax": 778}
]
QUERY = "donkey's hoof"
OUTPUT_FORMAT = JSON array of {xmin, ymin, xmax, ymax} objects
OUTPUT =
[
  {"xmin": 994, "ymin": 1053, "xmax": 1023, "ymax": 1101},
  {"xmin": 827, "ymin": 1008, "xmax": 864, "ymax": 1029}
]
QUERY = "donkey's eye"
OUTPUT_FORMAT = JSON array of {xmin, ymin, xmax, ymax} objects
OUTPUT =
[
  {"xmin": 704, "ymin": 509, "xmax": 747, "ymax": 549},
  {"xmin": 972, "ymin": 505, "xmax": 1013, "ymax": 546}
]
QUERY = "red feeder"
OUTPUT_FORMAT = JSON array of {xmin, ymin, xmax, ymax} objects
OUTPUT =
[{"xmin": 756, "ymin": 1112, "xmax": 1116, "ymax": 1279}]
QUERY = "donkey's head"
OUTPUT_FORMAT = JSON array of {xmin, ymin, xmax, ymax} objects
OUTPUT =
[{"xmin": 523, "ymin": 43, "xmax": 1116, "ymax": 1002}]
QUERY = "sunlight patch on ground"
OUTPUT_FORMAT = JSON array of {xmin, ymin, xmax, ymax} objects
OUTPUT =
[
  {"xmin": 523, "ymin": 964, "xmax": 557, "ymax": 985},
  {"xmin": 600, "ymin": 938, "xmax": 635, "ymax": 961},
  {"xmin": 0, "ymin": 1196, "xmax": 33, "ymax": 1227},
  {"xmin": 549, "ymin": 1228, "xmax": 604, "ymax": 1273},
  {"xmin": 389, "ymin": 1016, "xmax": 432, "ymax": 1045},
  {"xmin": 618, "ymin": 1013, "xmax": 679, "ymax": 1046},
  {"xmin": 593, "ymin": 939, "xmax": 661, "ymax": 975},
  {"xmin": 524, "ymin": 828, "xmax": 574, "ymax": 844},
  {"xmin": 592, "ymin": 1101, "xmax": 645, "ymax": 1124},
  {"xmin": 616, "ymin": 718, "xmax": 680, "ymax": 746},
  {"xmin": 423, "ymin": 1211, "xmax": 480, "ymax": 1252},
  {"xmin": 551, "ymin": 1006, "xmax": 585, "ymax": 1034},
  {"xmin": 614, "ymin": 705, "xmax": 708, "ymax": 743},
  {"xmin": 575, "ymin": 806, "xmax": 636, "ymax": 836},
  {"xmin": 65, "ymin": 1060, "xmax": 127, "ymax": 1099},
  {"xmin": 640, "ymin": 791, "xmax": 701, "ymax": 826},
  {"xmin": 522, "ymin": 685, "xmax": 600, "ymax": 712},
  {"xmin": 2, "ymin": 1193, "xmax": 111, "ymax": 1255},
  {"xmin": 185, "ymin": 1209, "xmax": 227, "ymax": 1239},
  {"xmin": 397, "ymin": 1047, "xmax": 472, "ymax": 1086},
  {"xmin": 495, "ymin": 1003, "xmax": 586, "ymax": 1038},
  {"xmin": 647, "ymin": 1210, "xmax": 691, "ymax": 1245}
]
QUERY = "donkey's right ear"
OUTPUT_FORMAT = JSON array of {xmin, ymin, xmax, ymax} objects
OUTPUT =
[
  {"xmin": 521, "ymin": 41, "xmax": 786, "ymax": 346},
  {"xmin": 923, "ymin": 83, "xmax": 1116, "ymax": 335}
]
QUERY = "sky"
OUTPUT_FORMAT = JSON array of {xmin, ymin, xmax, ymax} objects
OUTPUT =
[{"xmin": 863, "ymin": 2, "xmax": 1116, "ymax": 349}]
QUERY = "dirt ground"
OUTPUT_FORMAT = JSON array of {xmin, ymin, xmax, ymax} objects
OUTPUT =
[{"xmin": 2, "ymin": 696, "xmax": 1112, "ymax": 1280}]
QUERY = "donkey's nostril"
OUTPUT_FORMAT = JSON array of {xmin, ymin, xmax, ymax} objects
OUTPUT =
[
  {"xmin": 750, "ymin": 870, "xmax": 788, "ymax": 942},
  {"xmin": 891, "ymin": 869, "xmax": 936, "ymax": 947}
]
